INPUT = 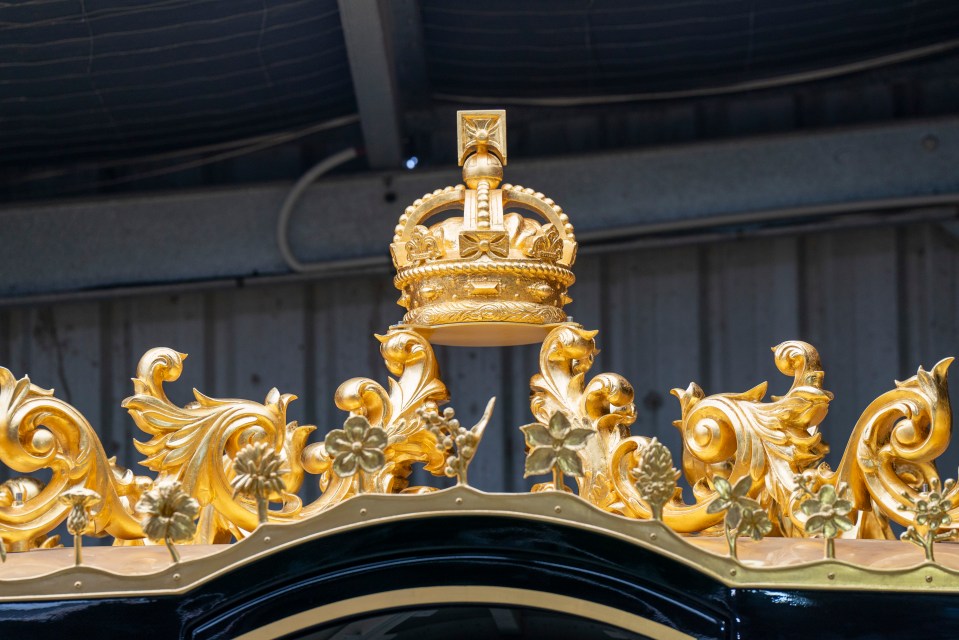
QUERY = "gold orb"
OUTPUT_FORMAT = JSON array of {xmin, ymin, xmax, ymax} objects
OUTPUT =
[
  {"xmin": 31, "ymin": 428, "xmax": 55, "ymax": 454},
  {"xmin": 462, "ymin": 152, "xmax": 503, "ymax": 189}
]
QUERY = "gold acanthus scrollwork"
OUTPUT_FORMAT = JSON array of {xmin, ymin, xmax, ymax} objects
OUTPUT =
[
  {"xmin": 600, "ymin": 337, "xmax": 955, "ymax": 540},
  {"xmin": 815, "ymin": 357, "xmax": 955, "ymax": 539},
  {"xmin": 527, "ymin": 324, "xmax": 637, "ymax": 507},
  {"xmin": 607, "ymin": 341, "xmax": 833, "ymax": 534},
  {"xmin": 0, "ymin": 367, "xmax": 148, "ymax": 547},
  {"xmin": 300, "ymin": 327, "xmax": 450, "ymax": 507},
  {"xmin": 621, "ymin": 340, "xmax": 834, "ymax": 535},
  {"xmin": 528, "ymin": 332, "xmax": 835, "ymax": 535},
  {"xmin": 122, "ymin": 348, "xmax": 313, "ymax": 542}
]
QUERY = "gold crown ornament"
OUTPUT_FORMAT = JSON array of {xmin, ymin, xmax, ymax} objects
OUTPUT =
[{"xmin": 390, "ymin": 110, "xmax": 577, "ymax": 346}]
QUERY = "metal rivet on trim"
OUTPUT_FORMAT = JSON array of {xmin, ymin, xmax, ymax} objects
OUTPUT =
[
  {"xmin": 554, "ymin": 505, "xmax": 562, "ymax": 513},
  {"xmin": 263, "ymin": 536, "xmax": 271, "ymax": 544},
  {"xmin": 927, "ymin": 575, "xmax": 934, "ymax": 583},
  {"xmin": 360, "ymin": 508, "xmax": 368, "ymax": 516},
  {"xmin": 173, "ymin": 573, "xmax": 181, "ymax": 582},
  {"xmin": 455, "ymin": 497, "xmax": 463, "ymax": 506},
  {"xmin": 729, "ymin": 569, "xmax": 737, "ymax": 577},
  {"xmin": 827, "ymin": 572, "xmax": 835, "ymax": 580},
  {"xmin": 74, "ymin": 581, "xmax": 82, "ymax": 590}
]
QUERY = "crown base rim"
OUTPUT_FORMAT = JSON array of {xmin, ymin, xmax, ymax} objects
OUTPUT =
[{"xmin": 395, "ymin": 321, "xmax": 566, "ymax": 347}]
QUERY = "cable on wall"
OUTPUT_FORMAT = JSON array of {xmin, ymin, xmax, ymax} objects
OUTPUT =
[{"xmin": 276, "ymin": 147, "xmax": 362, "ymax": 273}]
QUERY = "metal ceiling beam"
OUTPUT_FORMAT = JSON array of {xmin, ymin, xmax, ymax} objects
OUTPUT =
[
  {"xmin": 3, "ymin": 117, "xmax": 959, "ymax": 301},
  {"xmin": 337, "ymin": 0, "xmax": 407, "ymax": 169},
  {"xmin": 385, "ymin": 0, "xmax": 431, "ymax": 110}
]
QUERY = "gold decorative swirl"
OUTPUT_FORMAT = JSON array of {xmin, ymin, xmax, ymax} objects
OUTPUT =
[
  {"xmin": 0, "ymin": 367, "xmax": 146, "ymax": 547},
  {"xmin": 825, "ymin": 357, "xmax": 954, "ymax": 538},
  {"xmin": 301, "ymin": 328, "xmax": 450, "ymax": 510},
  {"xmin": 122, "ymin": 348, "xmax": 311, "ymax": 541},
  {"xmin": 609, "ymin": 341, "xmax": 832, "ymax": 534},
  {"xmin": 528, "ymin": 324, "xmax": 636, "ymax": 508}
]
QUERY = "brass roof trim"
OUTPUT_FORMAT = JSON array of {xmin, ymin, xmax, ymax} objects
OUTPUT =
[{"xmin": 3, "ymin": 486, "xmax": 959, "ymax": 602}]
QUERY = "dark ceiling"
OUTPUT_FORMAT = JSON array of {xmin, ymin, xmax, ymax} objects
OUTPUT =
[
  {"xmin": 421, "ymin": 0, "xmax": 959, "ymax": 98},
  {"xmin": 2, "ymin": 0, "xmax": 959, "ymax": 200},
  {"xmin": 1, "ymin": 0, "xmax": 355, "ymax": 166}
]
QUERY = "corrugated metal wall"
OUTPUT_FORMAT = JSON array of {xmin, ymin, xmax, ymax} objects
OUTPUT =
[{"xmin": 2, "ymin": 221, "xmax": 959, "ymax": 500}]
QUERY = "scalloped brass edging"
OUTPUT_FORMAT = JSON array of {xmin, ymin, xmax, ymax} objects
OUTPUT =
[{"xmin": 3, "ymin": 486, "xmax": 959, "ymax": 602}]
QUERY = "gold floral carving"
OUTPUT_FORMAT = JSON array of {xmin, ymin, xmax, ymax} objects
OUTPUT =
[
  {"xmin": 899, "ymin": 477, "xmax": 957, "ymax": 561},
  {"xmin": 322, "ymin": 416, "xmax": 388, "ymax": 494},
  {"xmin": 421, "ymin": 398, "xmax": 495, "ymax": 486},
  {"xmin": 631, "ymin": 437, "xmax": 680, "ymax": 521},
  {"xmin": 231, "ymin": 442, "xmax": 288, "ymax": 524},
  {"xmin": 136, "ymin": 479, "xmax": 199, "ymax": 563},
  {"xmin": 521, "ymin": 411, "xmax": 595, "ymax": 492},
  {"xmin": 123, "ymin": 348, "xmax": 310, "ymax": 541},
  {"xmin": 59, "ymin": 487, "xmax": 100, "ymax": 566},
  {"xmin": 301, "ymin": 327, "xmax": 451, "ymax": 505},
  {"xmin": 0, "ymin": 326, "xmax": 461, "ymax": 550},
  {"xmin": 527, "ymin": 324, "xmax": 636, "ymax": 507},
  {"xmin": 793, "ymin": 473, "xmax": 854, "ymax": 558},
  {"xmin": 706, "ymin": 476, "xmax": 772, "ymax": 560}
]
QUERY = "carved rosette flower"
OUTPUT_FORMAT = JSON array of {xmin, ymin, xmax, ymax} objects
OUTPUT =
[
  {"xmin": 707, "ymin": 476, "xmax": 753, "ymax": 527},
  {"xmin": 706, "ymin": 476, "xmax": 768, "ymax": 560},
  {"xmin": 899, "ymin": 477, "xmax": 958, "ymax": 562},
  {"xmin": 231, "ymin": 442, "xmax": 288, "ymax": 525},
  {"xmin": 737, "ymin": 505, "xmax": 773, "ymax": 542},
  {"xmin": 798, "ymin": 480, "xmax": 854, "ymax": 559},
  {"xmin": 323, "ymin": 416, "xmax": 389, "ymax": 493},
  {"xmin": 521, "ymin": 411, "xmax": 595, "ymax": 492},
  {"xmin": 135, "ymin": 480, "xmax": 200, "ymax": 564},
  {"xmin": 631, "ymin": 438, "xmax": 680, "ymax": 521},
  {"xmin": 58, "ymin": 487, "xmax": 101, "ymax": 566}
]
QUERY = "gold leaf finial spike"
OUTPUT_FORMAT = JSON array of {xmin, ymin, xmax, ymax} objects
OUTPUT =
[
  {"xmin": 631, "ymin": 438, "xmax": 680, "ymax": 521},
  {"xmin": 58, "ymin": 487, "xmax": 101, "ymax": 567},
  {"xmin": 420, "ymin": 397, "xmax": 495, "ymax": 486},
  {"xmin": 135, "ymin": 480, "xmax": 199, "ymax": 564},
  {"xmin": 898, "ymin": 477, "xmax": 958, "ymax": 562},
  {"xmin": 794, "ymin": 473, "xmax": 854, "ymax": 559},
  {"xmin": 706, "ymin": 476, "xmax": 771, "ymax": 561},
  {"xmin": 231, "ymin": 442, "xmax": 288, "ymax": 525},
  {"xmin": 323, "ymin": 416, "xmax": 389, "ymax": 495},
  {"xmin": 520, "ymin": 411, "xmax": 595, "ymax": 492}
]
